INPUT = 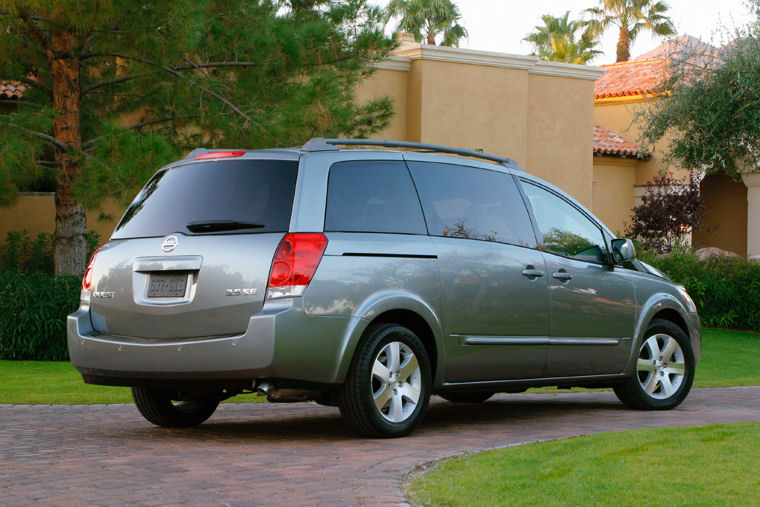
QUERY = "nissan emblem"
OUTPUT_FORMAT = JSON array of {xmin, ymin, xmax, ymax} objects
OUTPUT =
[{"xmin": 161, "ymin": 235, "xmax": 178, "ymax": 253}]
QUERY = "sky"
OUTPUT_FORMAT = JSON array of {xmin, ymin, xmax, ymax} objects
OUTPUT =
[{"xmin": 374, "ymin": 0, "xmax": 757, "ymax": 65}]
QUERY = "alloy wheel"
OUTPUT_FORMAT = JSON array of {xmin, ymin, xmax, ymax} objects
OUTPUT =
[{"xmin": 371, "ymin": 341, "xmax": 421, "ymax": 423}]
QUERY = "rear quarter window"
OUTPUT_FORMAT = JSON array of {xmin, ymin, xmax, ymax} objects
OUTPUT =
[
  {"xmin": 324, "ymin": 160, "xmax": 427, "ymax": 235},
  {"xmin": 113, "ymin": 159, "xmax": 298, "ymax": 239}
]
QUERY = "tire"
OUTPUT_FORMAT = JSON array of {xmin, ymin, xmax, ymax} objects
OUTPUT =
[
  {"xmin": 440, "ymin": 392, "xmax": 494, "ymax": 403},
  {"xmin": 131, "ymin": 387, "xmax": 220, "ymax": 427},
  {"xmin": 338, "ymin": 323, "xmax": 432, "ymax": 438},
  {"xmin": 614, "ymin": 319, "xmax": 695, "ymax": 410}
]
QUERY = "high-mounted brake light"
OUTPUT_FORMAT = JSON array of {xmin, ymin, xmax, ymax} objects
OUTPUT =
[
  {"xmin": 194, "ymin": 151, "xmax": 246, "ymax": 160},
  {"xmin": 267, "ymin": 233, "xmax": 328, "ymax": 299},
  {"xmin": 82, "ymin": 246, "xmax": 103, "ymax": 291}
]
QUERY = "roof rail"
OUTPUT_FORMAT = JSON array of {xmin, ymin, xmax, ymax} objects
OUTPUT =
[{"xmin": 301, "ymin": 138, "xmax": 518, "ymax": 168}]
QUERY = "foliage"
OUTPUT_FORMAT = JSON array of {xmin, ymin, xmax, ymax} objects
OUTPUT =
[
  {"xmin": 644, "ymin": 248, "xmax": 760, "ymax": 331},
  {"xmin": 407, "ymin": 423, "xmax": 760, "ymax": 506},
  {"xmin": 0, "ymin": 0, "xmax": 395, "ymax": 276},
  {"xmin": 584, "ymin": 0, "xmax": 676, "ymax": 62},
  {"xmin": 0, "ymin": 271, "xmax": 79, "ymax": 360},
  {"xmin": 1, "ymin": 230, "xmax": 100, "ymax": 274},
  {"xmin": 542, "ymin": 228, "xmax": 596, "ymax": 258},
  {"xmin": 626, "ymin": 172, "xmax": 702, "ymax": 254},
  {"xmin": 637, "ymin": 5, "xmax": 760, "ymax": 179},
  {"xmin": 523, "ymin": 11, "xmax": 601, "ymax": 64},
  {"xmin": 385, "ymin": 0, "xmax": 467, "ymax": 46}
]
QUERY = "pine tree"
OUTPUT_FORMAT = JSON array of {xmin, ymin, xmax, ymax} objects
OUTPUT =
[{"xmin": 0, "ymin": 0, "xmax": 394, "ymax": 275}]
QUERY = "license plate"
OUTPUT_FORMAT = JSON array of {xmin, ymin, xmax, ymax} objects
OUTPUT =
[{"xmin": 147, "ymin": 273, "xmax": 188, "ymax": 298}]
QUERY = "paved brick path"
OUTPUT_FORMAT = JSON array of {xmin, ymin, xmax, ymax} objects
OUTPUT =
[{"xmin": 2, "ymin": 386, "xmax": 760, "ymax": 506}]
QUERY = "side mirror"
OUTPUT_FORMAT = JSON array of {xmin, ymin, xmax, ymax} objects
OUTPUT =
[{"xmin": 611, "ymin": 238, "xmax": 636, "ymax": 263}]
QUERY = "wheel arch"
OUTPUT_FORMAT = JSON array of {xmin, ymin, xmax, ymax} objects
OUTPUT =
[
  {"xmin": 332, "ymin": 290, "xmax": 444, "ymax": 386},
  {"xmin": 624, "ymin": 293, "xmax": 700, "ymax": 376}
]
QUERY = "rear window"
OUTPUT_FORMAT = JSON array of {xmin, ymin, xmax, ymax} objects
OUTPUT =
[{"xmin": 112, "ymin": 159, "xmax": 298, "ymax": 239}]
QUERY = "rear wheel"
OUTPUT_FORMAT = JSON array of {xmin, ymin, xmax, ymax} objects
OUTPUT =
[
  {"xmin": 614, "ymin": 319, "xmax": 695, "ymax": 410},
  {"xmin": 338, "ymin": 323, "xmax": 431, "ymax": 438},
  {"xmin": 131, "ymin": 387, "xmax": 220, "ymax": 427},
  {"xmin": 440, "ymin": 392, "xmax": 494, "ymax": 403}
]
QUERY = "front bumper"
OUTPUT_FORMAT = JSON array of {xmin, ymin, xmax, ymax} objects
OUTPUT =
[{"xmin": 67, "ymin": 298, "xmax": 354, "ymax": 388}]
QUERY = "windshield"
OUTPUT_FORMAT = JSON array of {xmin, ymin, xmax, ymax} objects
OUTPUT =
[{"xmin": 112, "ymin": 159, "xmax": 298, "ymax": 239}]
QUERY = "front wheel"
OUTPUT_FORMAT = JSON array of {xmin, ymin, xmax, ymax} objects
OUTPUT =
[
  {"xmin": 131, "ymin": 387, "xmax": 220, "ymax": 427},
  {"xmin": 338, "ymin": 323, "xmax": 431, "ymax": 438},
  {"xmin": 614, "ymin": 319, "xmax": 695, "ymax": 410}
]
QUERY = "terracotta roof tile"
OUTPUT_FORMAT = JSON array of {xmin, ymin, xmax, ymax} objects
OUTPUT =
[
  {"xmin": 0, "ymin": 81, "xmax": 26, "ymax": 99},
  {"xmin": 593, "ymin": 125, "xmax": 650, "ymax": 159},
  {"xmin": 594, "ymin": 58, "xmax": 670, "ymax": 99}
]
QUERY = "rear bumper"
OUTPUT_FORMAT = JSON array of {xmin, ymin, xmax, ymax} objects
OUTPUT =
[{"xmin": 67, "ymin": 298, "xmax": 355, "ymax": 388}]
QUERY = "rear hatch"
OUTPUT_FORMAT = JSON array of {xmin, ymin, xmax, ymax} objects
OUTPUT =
[{"xmin": 88, "ymin": 156, "xmax": 299, "ymax": 339}]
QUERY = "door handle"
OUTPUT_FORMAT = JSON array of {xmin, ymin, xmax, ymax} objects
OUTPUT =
[
  {"xmin": 552, "ymin": 270, "xmax": 574, "ymax": 282},
  {"xmin": 521, "ymin": 266, "xmax": 545, "ymax": 279}
]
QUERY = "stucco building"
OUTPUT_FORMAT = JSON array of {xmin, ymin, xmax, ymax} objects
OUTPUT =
[{"xmin": 591, "ymin": 36, "xmax": 754, "ymax": 256}]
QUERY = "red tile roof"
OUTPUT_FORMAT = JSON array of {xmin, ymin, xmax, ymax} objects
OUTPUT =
[
  {"xmin": 594, "ymin": 58, "xmax": 670, "ymax": 99},
  {"xmin": 0, "ymin": 81, "xmax": 26, "ymax": 99},
  {"xmin": 593, "ymin": 125, "xmax": 650, "ymax": 159}
]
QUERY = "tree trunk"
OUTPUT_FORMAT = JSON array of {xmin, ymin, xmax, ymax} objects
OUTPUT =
[
  {"xmin": 49, "ymin": 31, "xmax": 87, "ymax": 277},
  {"xmin": 616, "ymin": 27, "xmax": 631, "ymax": 62}
]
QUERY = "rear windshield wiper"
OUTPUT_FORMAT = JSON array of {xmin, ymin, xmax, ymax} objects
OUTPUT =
[{"xmin": 186, "ymin": 220, "xmax": 266, "ymax": 233}]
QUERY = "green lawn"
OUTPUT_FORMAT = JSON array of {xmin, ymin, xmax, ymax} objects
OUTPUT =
[
  {"xmin": 0, "ymin": 360, "xmax": 264, "ymax": 404},
  {"xmin": 0, "ymin": 328, "xmax": 757, "ymax": 404},
  {"xmin": 406, "ymin": 422, "xmax": 760, "ymax": 506}
]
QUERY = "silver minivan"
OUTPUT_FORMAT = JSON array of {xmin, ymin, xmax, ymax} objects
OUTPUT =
[{"xmin": 68, "ymin": 138, "xmax": 701, "ymax": 437}]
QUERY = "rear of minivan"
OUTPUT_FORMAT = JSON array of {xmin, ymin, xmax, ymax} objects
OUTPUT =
[{"xmin": 68, "ymin": 151, "xmax": 331, "ymax": 388}]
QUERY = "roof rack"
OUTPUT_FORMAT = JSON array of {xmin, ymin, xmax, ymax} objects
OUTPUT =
[{"xmin": 301, "ymin": 138, "xmax": 518, "ymax": 168}]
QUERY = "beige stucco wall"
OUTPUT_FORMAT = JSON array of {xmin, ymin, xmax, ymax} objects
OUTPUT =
[
  {"xmin": 0, "ymin": 194, "xmax": 122, "ymax": 245},
  {"xmin": 409, "ymin": 59, "xmax": 530, "ymax": 167},
  {"xmin": 592, "ymin": 157, "xmax": 639, "ymax": 234},
  {"xmin": 355, "ymin": 67, "xmax": 408, "ymax": 140},
  {"xmin": 692, "ymin": 173, "xmax": 748, "ymax": 255},
  {"xmin": 528, "ymin": 73, "xmax": 594, "ymax": 207}
]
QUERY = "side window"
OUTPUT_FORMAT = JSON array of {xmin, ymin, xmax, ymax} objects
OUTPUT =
[
  {"xmin": 407, "ymin": 161, "xmax": 537, "ymax": 248},
  {"xmin": 521, "ymin": 181, "xmax": 609, "ymax": 263},
  {"xmin": 325, "ymin": 160, "xmax": 427, "ymax": 234}
]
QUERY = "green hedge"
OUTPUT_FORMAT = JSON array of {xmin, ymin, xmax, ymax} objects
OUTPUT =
[
  {"xmin": 646, "ymin": 250, "xmax": 760, "ymax": 331},
  {"xmin": 0, "ymin": 272, "xmax": 80, "ymax": 360}
]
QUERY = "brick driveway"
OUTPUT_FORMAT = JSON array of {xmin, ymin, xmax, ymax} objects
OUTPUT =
[{"xmin": 2, "ymin": 386, "xmax": 759, "ymax": 506}]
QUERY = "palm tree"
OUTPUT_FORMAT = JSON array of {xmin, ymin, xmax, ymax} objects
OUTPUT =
[
  {"xmin": 523, "ymin": 11, "xmax": 602, "ymax": 65},
  {"xmin": 385, "ymin": 0, "xmax": 468, "ymax": 47},
  {"xmin": 585, "ymin": 0, "xmax": 676, "ymax": 62}
]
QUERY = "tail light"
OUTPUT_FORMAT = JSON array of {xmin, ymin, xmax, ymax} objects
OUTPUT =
[
  {"xmin": 82, "ymin": 247, "xmax": 102, "ymax": 291},
  {"xmin": 194, "ymin": 151, "xmax": 245, "ymax": 160},
  {"xmin": 267, "ymin": 233, "xmax": 328, "ymax": 299}
]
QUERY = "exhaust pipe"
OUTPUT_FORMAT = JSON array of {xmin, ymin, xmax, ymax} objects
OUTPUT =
[{"xmin": 256, "ymin": 381, "xmax": 319, "ymax": 403}]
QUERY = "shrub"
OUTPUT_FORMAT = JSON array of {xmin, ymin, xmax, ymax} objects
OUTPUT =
[
  {"xmin": 0, "ymin": 271, "xmax": 80, "ymax": 360},
  {"xmin": 626, "ymin": 172, "xmax": 703, "ymax": 254},
  {"xmin": 0, "ymin": 229, "xmax": 101, "ymax": 274},
  {"xmin": 646, "ymin": 249, "xmax": 760, "ymax": 331}
]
